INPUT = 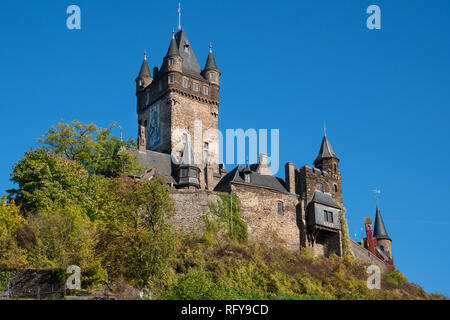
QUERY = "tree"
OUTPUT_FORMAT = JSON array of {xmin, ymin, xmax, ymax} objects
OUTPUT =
[
  {"xmin": 39, "ymin": 120, "xmax": 144, "ymax": 177},
  {"xmin": 96, "ymin": 175, "xmax": 176, "ymax": 289},
  {"xmin": 8, "ymin": 148, "xmax": 111, "ymax": 220},
  {"xmin": 0, "ymin": 196, "xmax": 28, "ymax": 269}
]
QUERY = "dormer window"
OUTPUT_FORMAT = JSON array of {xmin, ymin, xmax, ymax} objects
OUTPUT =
[
  {"xmin": 183, "ymin": 78, "xmax": 188, "ymax": 88},
  {"xmin": 193, "ymin": 82, "xmax": 199, "ymax": 92},
  {"xmin": 210, "ymin": 73, "xmax": 216, "ymax": 80},
  {"xmin": 244, "ymin": 173, "xmax": 251, "ymax": 183},
  {"xmin": 169, "ymin": 75, "xmax": 175, "ymax": 84},
  {"xmin": 203, "ymin": 87, "xmax": 209, "ymax": 95}
]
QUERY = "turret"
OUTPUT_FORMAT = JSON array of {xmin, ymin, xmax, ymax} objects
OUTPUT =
[
  {"xmin": 135, "ymin": 52, "xmax": 153, "ymax": 92},
  {"xmin": 314, "ymin": 133, "xmax": 340, "ymax": 174},
  {"xmin": 374, "ymin": 205, "xmax": 393, "ymax": 261},
  {"xmin": 202, "ymin": 44, "xmax": 221, "ymax": 86},
  {"xmin": 161, "ymin": 31, "xmax": 183, "ymax": 74}
]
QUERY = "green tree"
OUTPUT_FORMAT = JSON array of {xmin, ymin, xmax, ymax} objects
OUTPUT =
[
  {"xmin": 25, "ymin": 206, "xmax": 97, "ymax": 272},
  {"xmin": 0, "ymin": 196, "xmax": 28, "ymax": 269},
  {"xmin": 8, "ymin": 148, "xmax": 111, "ymax": 220},
  {"xmin": 39, "ymin": 120, "xmax": 143, "ymax": 177},
  {"xmin": 96, "ymin": 175, "xmax": 176, "ymax": 289}
]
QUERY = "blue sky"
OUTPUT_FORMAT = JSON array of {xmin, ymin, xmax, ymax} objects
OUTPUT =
[{"xmin": 1, "ymin": 0, "xmax": 449, "ymax": 296}]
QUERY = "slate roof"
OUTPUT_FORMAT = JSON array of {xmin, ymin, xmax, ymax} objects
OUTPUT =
[
  {"xmin": 174, "ymin": 30, "xmax": 203, "ymax": 79},
  {"xmin": 128, "ymin": 149, "xmax": 176, "ymax": 184},
  {"xmin": 166, "ymin": 34, "xmax": 180, "ymax": 57},
  {"xmin": 214, "ymin": 165, "xmax": 289, "ymax": 194},
  {"xmin": 204, "ymin": 50, "xmax": 218, "ymax": 71},
  {"xmin": 179, "ymin": 138, "xmax": 199, "ymax": 169},
  {"xmin": 373, "ymin": 205, "xmax": 391, "ymax": 241},
  {"xmin": 314, "ymin": 135, "xmax": 339, "ymax": 165},
  {"xmin": 138, "ymin": 57, "xmax": 151, "ymax": 78},
  {"xmin": 310, "ymin": 191, "xmax": 341, "ymax": 209}
]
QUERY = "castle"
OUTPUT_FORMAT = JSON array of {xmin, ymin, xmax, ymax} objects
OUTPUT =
[{"xmin": 131, "ymin": 26, "xmax": 394, "ymax": 270}]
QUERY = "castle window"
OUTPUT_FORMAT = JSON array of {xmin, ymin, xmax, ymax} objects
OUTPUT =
[
  {"xmin": 183, "ymin": 78, "xmax": 188, "ymax": 88},
  {"xmin": 333, "ymin": 164, "xmax": 337, "ymax": 173},
  {"xmin": 193, "ymin": 82, "xmax": 199, "ymax": 92},
  {"xmin": 320, "ymin": 184, "xmax": 324, "ymax": 192},
  {"xmin": 159, "ymin": 82, "xmax": 163, "ymax": 91},
  {"xmin": 334, "ymin": 184, "xmax": 338, "ymax": 193},
  {"xmin": 324, "ymin": 210, "xmax": 333, "ymax": 223},
  {"xmin": 190, "ymin": 168, "xmax": 198, "ymax": 178},
  {"xmin": 210, "ymin": 72, "xmax": 216, "ymax": 80},
  {"xmin": 380, "ymin": 245, "xmax": 385, "ymax": 251},
  {"xmin": 168, "ymin": 59, "xmax": 174, "ymax": 66},
  {"xmin": 203, "ymin": 87, "xmax": 209, "ymax": 95},
  {"xmin": 244, "ymin": 173, "xmax": 251, "ymax": 183},
  {"xmin": 204, "ymin": 142, "xmax": 210, "ymax": 161},
  {"xmin": 277, "ymin": 202, "xmax": 284, "ymax": 216},
  {"xmin": 181, "ymin": 168, "xmax": 189, "ymax": 177},
  {"xmin": 169, "ymin": 75, "xmax": 175, "ymax": 84}
]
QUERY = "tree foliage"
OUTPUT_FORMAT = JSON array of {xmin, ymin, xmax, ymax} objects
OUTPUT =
[{"xmin": 39, "ymin": 120, "xmax": 143, "ymax": 177}]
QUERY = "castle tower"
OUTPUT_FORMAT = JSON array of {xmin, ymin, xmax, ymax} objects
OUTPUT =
[
  {"xmin": 135, "ymin": 53, "xmax": 153, "ymax": 93},
  {"xmin": 313, "ymin": 134, "xmax": 342, "ymax": 205},
  {"xmin": 373, "ymin": 205, "xmax": 393, "ymax": 261},
  {"xmin": 136, "ymin": 29, "xmax": 222, "ymax": 189},
  {"xmin": 296, "ymin": 133, "xmax": 344, "ymax": 256}
]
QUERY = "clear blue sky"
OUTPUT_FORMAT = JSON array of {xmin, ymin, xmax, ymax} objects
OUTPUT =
[{"xmin": 1, "ymin": 0, "xmax": 449, "ymax": 296}]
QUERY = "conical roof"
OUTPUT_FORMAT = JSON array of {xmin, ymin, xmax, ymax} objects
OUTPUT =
[
  {"xmin": 314, "ymin": 135, "xmax": 339, "ymax": 165},
  {"xmin": 174, "ymin": 29, "xmax": 202, "ymax": 78},
  {"xmin": 204, "ymin": 50, "xmax": 218, "ymax": 71},
  {"xmin": 138, "ymin": 56, "xmax": 151, "ymax": 78},
  {"xmin": 166, "ymin": 34, "xmax": 180, "ymax": 57},
  {"xmin": 179, "ymin": 137, "xmax": 199, "ymax": 169},
  {"xmin": 373, "ymin": 205, "xmax": 391, "ymax": 241}
]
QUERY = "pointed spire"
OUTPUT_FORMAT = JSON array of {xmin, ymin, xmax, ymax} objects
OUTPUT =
[
  {"xmin": 314, "ymin": 134, "xmax": 339, "ymax": 165},
  {"xmin": 204, "ymin": 44, "xmax": 219, "ymax": 71},
  {"xmin": 243, "ymin": 157, "xmax": 251, "ymax": 174},
  {"xmin": 138, "ymin": 52, "xmax": 151, "ymax": 78},
  {"xmin": 373, "ymin": 205, "xmax": 391, "ymax": 241},
  {"xmin": 166, "ymin": 31, "xmax": 180, "ymax": 57},
  {"xmin": 180, "ymin": 137, "xmax": 199, "ymax": 168}
]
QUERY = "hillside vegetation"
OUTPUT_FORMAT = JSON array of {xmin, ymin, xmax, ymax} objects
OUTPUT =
[{"xmin": 0, "ymin": 121, "xmax": 444, "ymax": 300}]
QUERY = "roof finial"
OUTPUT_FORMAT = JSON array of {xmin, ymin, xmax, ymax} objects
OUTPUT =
[
  {"xmin": 324, "ymin": 123, "xmax": 327, "ymax": 136},
  {"xmin": 172, "ymin": 28, "xmax": 175, "ymax": 39},
  {"xmin": 144, "ymin": 51, "xmax": 147, "ymax": 60},
  {"xmin": 178, "ymin": 1, "xmax": 182, "ymax": 31},
  {"xmin": 373, "ymin": 189, "xmax": 381, "ymax": 206},
  {"xmin": 209, "ymin": 43, "xmax": 213, "ymax": 53}
]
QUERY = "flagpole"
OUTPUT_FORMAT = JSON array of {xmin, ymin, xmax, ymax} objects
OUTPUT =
[{"xmin": 178, "ymin": 1, "xmax": 181, "ymax": 31}]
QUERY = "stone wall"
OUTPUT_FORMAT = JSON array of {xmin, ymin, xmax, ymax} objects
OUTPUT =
[
  {"xmin": 297, "ymin": 165, "xmax": 343, "ymax": 206},
  {"xmin": 349, "ymin": 239, "xmax": 387, "ymax": 272},
  {"xmin": 169, "ymin": 190, "xmax": 223, "ymax": 233},
  {"xmin": 231, "ymin": 184, "xmax": 300, "ymax": 251},
  {"xmin": 0, "ymin": 270, "xmax": 65, "ymax": 299}
]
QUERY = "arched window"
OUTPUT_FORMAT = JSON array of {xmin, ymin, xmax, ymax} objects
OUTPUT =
[
  {"xmin": 334, "ymin": 184, "xmax": 338, "ymax": 193},
  {"xmin": 333, "ymin": 164, "xmax": 337, "ymax": 173}
]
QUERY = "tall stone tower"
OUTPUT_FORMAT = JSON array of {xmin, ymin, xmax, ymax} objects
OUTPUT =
[{"xmin": 135, "ymin": 29, "xmax": 221, "ymax": 189}]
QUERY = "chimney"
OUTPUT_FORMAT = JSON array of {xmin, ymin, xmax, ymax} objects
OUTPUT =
[
  {"xmin": 256, "ymin": 153, "xmax": 273, "ymax": 176},
  {"xmin": 285, "ymin": 162, "xmax": 295, "ymax": 194}
]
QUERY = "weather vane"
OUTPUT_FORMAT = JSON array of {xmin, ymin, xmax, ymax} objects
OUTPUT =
[{"xmin": 373, "ymin": 188, "xmax": 381, "ymax": 205}]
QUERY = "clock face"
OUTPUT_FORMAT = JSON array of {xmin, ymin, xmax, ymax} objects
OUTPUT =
[{"xmin": 146, "ymin": 100, "xmax": 161, "ymax": 149}]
